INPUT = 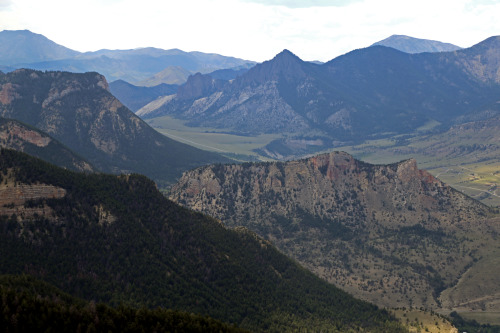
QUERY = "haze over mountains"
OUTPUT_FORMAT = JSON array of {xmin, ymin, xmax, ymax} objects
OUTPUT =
[{"xmin": 0, "ymin": 30, "xmax": 255, "ymax": 84}]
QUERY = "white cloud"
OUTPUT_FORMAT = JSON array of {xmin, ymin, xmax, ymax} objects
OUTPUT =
[
  {"xmin": 240, "ymin": 0, "xmax": 362, "ymax": 8},
  {"xmin": 0, "ymin": 0, "xmax": 12, "ymax": 10}
]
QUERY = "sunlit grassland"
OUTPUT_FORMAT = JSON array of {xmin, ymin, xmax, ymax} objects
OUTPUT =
[
  {"xmin": 392, "ymin": 309, "xmax": 455, "ymax": 333},
  {"xmin": 147, "ymin": 115, "xmax": 280, "ymax": 161},
  {"xmin": 426, "ymin": 161, "xmax": 500, "ymax": 207}
]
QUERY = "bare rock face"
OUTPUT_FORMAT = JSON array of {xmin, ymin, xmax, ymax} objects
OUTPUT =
[
  {"xmin": 176, "ymin": 72, "xmax": 226, "ymax": 100},
  {"xmin": 0, "ymin": 121, "xmax": 51, "ymax": 147},
  {"xmin": 0, "ymin": 170, "xmax": 66, "ymax": 222},
  {"xmin": 0, "ymin": 118, "xmax": 94, "ymax": 172},
  {"xmin": 170, "ymin": 151, "xmax": 500, "ymax": 311},
  {"xmin": 0, "ymin": 83, "xmax": 20, "ymax": 105}
]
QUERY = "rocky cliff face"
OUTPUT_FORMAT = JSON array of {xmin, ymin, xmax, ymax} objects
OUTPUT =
[
  {"xmin": 0, "ymin": 118, "xmax": 94, "ymax": 172},
  {"xmin": 0, "ymin": 168, "xmax": 66, "ymax": 223},
  {"xmin": 176, "ymin": 72, "xmax": 226, "ymax": 100},
  {"xmin": 169, "ymin": 151, "xmax": 500, "ymax": 311}
]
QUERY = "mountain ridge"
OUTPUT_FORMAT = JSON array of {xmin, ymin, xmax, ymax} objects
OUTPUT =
[
  {"xmin": 0, "ymin": 30, "xmax": 79, "ymax": 65},
  {"xmin": 0, "ymin": 69, "xmax": 230, "ymax": 186},
  {"xmin": 141, "ymin": 35, "xmax": 500, "ymax": 159},
  {"xmin": 0, "ymin": 30, "xmax": 256, "ymax": 83},
  {"xmin": 169, "ymin": 151, "xmax": 500, "ymax": 312}
]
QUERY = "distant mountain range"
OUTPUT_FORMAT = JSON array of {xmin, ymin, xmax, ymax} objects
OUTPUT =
[
  {"xmin": 109, "ymin": 79, "xmax": 178, "ymax": 112},
  {"xmin": 137, "ymin": 65, "xmax": 192, "ymax": 86},
  {"xmin": 0, "ymin": 30, "xmax": 79, "ymax": 65},
  {"xmin": 0, "ymin": 30, "xmax": 255, "ymax": 84},
  {"xmin": 109, "ymin": 66, "xmax": 252, "ymax": 112},
  {"xmin": 0, "ymin": 69, "xmax": 230, "ymax": 186},
  {"xmin": 169, "ymin": 151, "xmax": 500, "ymax": 312},
  {"xmin": 140, "ymin": 36, "xmax": 500, "ymax": 159},
  {"xmin": 372, "ymin": 35, "xmax": 462, "ymax": 53}
]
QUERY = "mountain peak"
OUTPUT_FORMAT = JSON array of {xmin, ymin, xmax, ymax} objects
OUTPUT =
[
  {"xmin": 371, "ymin": 34, "xmax": 461, "ymax": 53},
  {"xmin": 275, "ymin": 48, "xmax": 297, "ymax": 57},
  {"xmin": 236, "ymin": 49, "xmax": 306, "ymax": 86},
  {"xmin": 471, "ymin": 35, "xmax": 500, "ymax": 50},
  {"xmin": 272, "ymin": 49, "xmax": 303, "ymax": 64},
  {"xmin": 457, "ymin": 35, "xmax": 500, "ymax": 83},
  {"xmin": 0, "ymin": 29, "xmax": 80, "ymax": 65}
]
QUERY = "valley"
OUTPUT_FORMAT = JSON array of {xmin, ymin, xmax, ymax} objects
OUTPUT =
[
  {"xmin": 2, "ymin": 29, "xmax": 500, "ymax": 331},
  {"xmin": 146, "ymin": 115, "xmax": 279, "ymax": 161},
  {"xmin": 144, "ymin": 114, "xmax": 500, "ymax": 207}
]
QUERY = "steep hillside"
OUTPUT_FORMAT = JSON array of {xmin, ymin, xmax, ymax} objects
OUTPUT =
[
  {"xmin": 0, "ymin": 117, "xmax": 94, "ymax": 172},
  {"xmin": 0, "ymin": 69, "xmax": 230, "ymax": 186},
  {"xmin": 142, "ymin": 36, "xmax": 500, "ymax": 159},
  {"xmin": 0, "ymin": 274, "xmax": 248, "ymax": 333},
  {"xmin": 371, "ymin": 35, "xmax": 462, "ymax": 53},
  {"xmin": 0, "ymin": 149, "xmax": 406, "ymax": 332},
  {"xmin": 169, "ymin": 151, "xmax": 500, "ymax": 312}
]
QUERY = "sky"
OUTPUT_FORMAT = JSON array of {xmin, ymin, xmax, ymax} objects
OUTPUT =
[{"xmin": 0, "ymin": 0, "xmax": 499, "ymax": 62}]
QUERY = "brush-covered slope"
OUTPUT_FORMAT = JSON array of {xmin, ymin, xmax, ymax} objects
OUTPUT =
[
  {"xmin": 169, "ymin": 151, "xmax": 500, "ymax": 312},
  {"xmin": 0, "ymin": 274, "xmax": 248, "ymax": 333},
  {"xmin": 0, "ymin": 148, "xmax": 406, "ymax": 333},
  {"xmin": 0, "ymin": 69, "xmax": 230, "ymax": 186},
  {"xmin": 144, "ymin": 36, "xmax": 500, "ymax": 159},
  {"xmin": 0, "ymin": 117, "xmax": 94, "ymax": 172}
]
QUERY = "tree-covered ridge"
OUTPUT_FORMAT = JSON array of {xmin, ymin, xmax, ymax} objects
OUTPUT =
[
  {"xmin": 0, "ymin": 149, "xmax": 406, "ymax": 332},
  {"xmin": 0, "ymin": 274, "xmax": 249, "ymax": 333}
]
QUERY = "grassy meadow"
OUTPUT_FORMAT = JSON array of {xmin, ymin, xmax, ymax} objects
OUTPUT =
[{"xmin": 147, "ymin": 116, "xmax": 279, "ymax": 161}]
